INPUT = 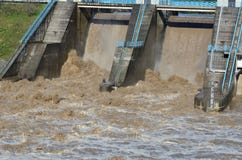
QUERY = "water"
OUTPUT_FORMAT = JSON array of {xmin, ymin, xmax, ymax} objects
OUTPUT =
[
  {"xmin": 1, "ymin": 94, "xmax": 242, "ymax": 159},
  {"xmin": 0, "ymin": 53, "xmax": 242, "ymax": 159}
]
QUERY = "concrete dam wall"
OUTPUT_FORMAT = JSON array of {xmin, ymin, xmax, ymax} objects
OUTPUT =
[
  {"xmin": 0, "ymin": 2, "xmax": 214, "ymax": 87},
  {"xmin": 81, "ymin": 12, "xmax": 213, "ymax": 85},
  {"xmin": 159, "ymin": 27, "xmax": 213, "ymax": 84},
  {"xmin": 83, "ymin": 13, "xmax": 129, "ymax": 71},
  {"xmin": 3, "ymin": 4, "xmax": 242, "ymax": 159}
]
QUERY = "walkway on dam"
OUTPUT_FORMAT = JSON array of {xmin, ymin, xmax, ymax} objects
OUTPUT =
[{"xmin": 2, "ymin": 0, "xmax": 217, "ymax": 12}]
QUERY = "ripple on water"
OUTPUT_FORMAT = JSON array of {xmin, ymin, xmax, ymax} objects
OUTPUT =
[
  {"xmin": 1, "ymin": 103, "xmax": 242, "ymax": 159},
  {"xmin": 0, "ymin": 130, "xmax": 27, "ymax": 145}
]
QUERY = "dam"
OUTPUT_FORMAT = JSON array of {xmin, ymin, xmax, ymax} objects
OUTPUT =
[
  {"xmin": 0, "ymin": 0, "xmax": 242, "ymax": 113},
  {"xmin": 1, "ymin": 1, "xmax": 242, "ymax": 159}
]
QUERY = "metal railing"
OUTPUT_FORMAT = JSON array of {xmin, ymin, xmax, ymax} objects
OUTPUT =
[
  {"xmin": 21, "ymin": 0, "xmax": 57, "ymax": 43},
  {"xmin": 2, "ymin": 0, "xmax": 219, "ymax": 7},
  {"xmin": 77, "ymin": 0, "xmax": 242, "ymax": 8},
  {"xmin": 132, "ymin": 2, "xmax": 147, "ymax": 42},
  {"xmin": 208, "ymin": 6, "xmax": 222, "ymax": 73},
  {"xmin": 116, "ymin": 2, "xmax": 146, "ymax": 48},
  {"xmin": 228, "ymin": 25, "xmax": 242, "ymax": 90},
  {"xmin": 208, "ymin": 44, "xmax": 242, "ymax": 53},
  {"xmin": 80, "ymin": 0, "xmax": 217, "ymax": 7},
  {"xmin": 222, "ymin": 6, "xmax": 241, "ymax": 92},
  {"xmin": 116, "ymin": 41, "xmax": 144, "ymax": 48},
  {"xmin": 169, "ymin": 0, "xmax": 216, "ymax": 7},
  {"xmin": 0, "ymin": 0, "xmax": 57, "ymax": 79},
  {"xmin": 1, "ymin": 0, "xmax": 50, "ymax": 2},
  {"xmin": 79, "ymin": 0, "xmax": 137, "ymax": 4}
]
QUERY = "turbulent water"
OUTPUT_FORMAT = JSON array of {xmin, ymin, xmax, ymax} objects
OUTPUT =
[
  {"xmin": 0, "ymin": 13, "xmax": 241, "ymax": 160},
  {"xmin": 0, "ymin": 50, "xmax": 242, "ymax": 159}
]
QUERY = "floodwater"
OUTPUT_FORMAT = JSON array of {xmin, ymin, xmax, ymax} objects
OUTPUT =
[
  {"xmin": 0, "ymin": 12, "xmax": 241, "ymax": 159},
  {"xmin": 0, "ymin": 50, "xmax": 242, "ymax": 159}
]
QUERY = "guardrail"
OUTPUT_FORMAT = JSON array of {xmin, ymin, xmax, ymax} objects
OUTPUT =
[
  {"xmin": 79, "ymin": 0, "xmax": 242, "ymax": 8},
  {"xmin": 0, "ymin": 0, "xmax": 57, "ymax": 79},
  {"xmin": 79, "ymin": 0, "xmax": 136, "ymax": 4},
  {"xmin": 79, "ymin": 0, "xmax": 217, "ymax": 7},
  {"xmin": 228, "ymin": 25, "xmax": 242, "ymax": 90},
  {"xmin": 5, "ymin": 0, "xmax": 242, "ymax": 8},
  {"xmin": 169, "ymin": 0, "xmax": 216, "ymax": 7},
  {"xmin": 222, "ymin": 6, "xmax": 241, "ymax": 92},
  {"xmin": 1, "ymin": 0, "xmax": 218, "ymax": 7},
  {"xmin": 0, "ymin": 0, "xmax": 50, "ymax": 2},
  {"xmin": 132, "ymin": 2, "xmax": 147, "ymax": 42},
  {"xmin": 208, "ymin": 44, "xmax": 242, "ymax": 53},
  {"xmin": 21, "ymin": 0, "xmax": 57, "ymax": 43},
  {"xmin": 116, "ymin": 41, "xmax": 144, "ymax": 48}
]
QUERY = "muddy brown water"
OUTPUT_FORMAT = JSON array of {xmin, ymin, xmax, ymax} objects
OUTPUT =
[
  {"xmin": 1, "ymin": 14, "xmax": 242, "ymax": 159},
  {"xmin": 0, "ymin": 50, "xmax": 242, "ymax": 159}
]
